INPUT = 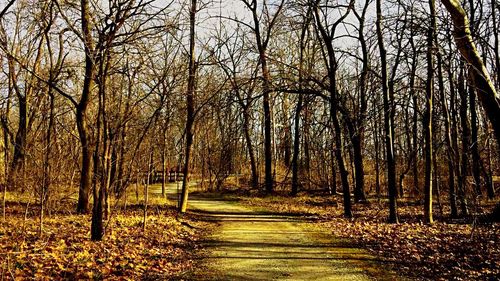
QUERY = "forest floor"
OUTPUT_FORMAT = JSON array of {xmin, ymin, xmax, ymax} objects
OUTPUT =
[
  {"xmin": 0, "ymin": 183, "xmax": 208, "ymax": 280},
  {"xmin": 183, "ymin": 191, "xmax": 400, "ymax": 280},
  {"xmin": 2, "ymin": 183, "xmax": 498, "ymax": 280}
]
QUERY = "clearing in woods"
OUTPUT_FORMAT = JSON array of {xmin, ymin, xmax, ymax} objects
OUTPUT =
[{"xmin": 160, "ymin": 184, "xmax": 399, "ymax": 280}]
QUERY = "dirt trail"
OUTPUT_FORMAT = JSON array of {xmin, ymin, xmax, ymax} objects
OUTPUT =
[{"xmin": 156, "ymin": 184, "xmax": 397, "ymax": 280}]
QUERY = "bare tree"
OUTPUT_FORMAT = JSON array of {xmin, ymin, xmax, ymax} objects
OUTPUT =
[
  {"xmin": 424, "ymin": 0, "xmax": 436, "ymax": 224},
  {"xmin": 240, "ymin": 0, "xmax": 285, "ymax": 193},
  {"xmin": 311, "ymin": 0, "xmax": 354, "ymax": 218},
  {"xmin": 376, "ymin": 0, "xmax": 398, "ymax": 223},
  {"xmin": 179, "ymin": 0, "xmax": 197, "ymax": 213},
  {"xmin": 440, "ymin": 0, "xmax": 500, "ymax": 150}
]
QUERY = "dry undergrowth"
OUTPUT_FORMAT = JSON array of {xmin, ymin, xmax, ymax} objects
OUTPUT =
[{"xmin": 0, "ymin": 191, "xmax": 207, "ymax": 280}]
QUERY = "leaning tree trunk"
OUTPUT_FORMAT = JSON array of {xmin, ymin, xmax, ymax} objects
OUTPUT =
[
  {"xmin": 493, "ymin": 0, "xmax": 500, "ymax": 87},
  {"xmin": 440, "ymin": 0, "xmax": 500, "ymax": 151}
]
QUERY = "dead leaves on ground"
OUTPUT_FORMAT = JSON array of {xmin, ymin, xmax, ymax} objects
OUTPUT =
[{"xmin": 0, "ymin": 203, "xmax": 204, "ymax": 280}]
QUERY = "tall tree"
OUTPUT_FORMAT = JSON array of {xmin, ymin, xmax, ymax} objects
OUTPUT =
[
  {"xmin": 240, "ymin": 0, "xmax": 285, "ymax": 194},
  {"xmin": 76, "ymin": 0, "xmax": 95, "ymax": 214},
  {"xmin": 458, "ymin": 64, "xmax": 470, "ymax": 216},
  {"xmin": 291, "ymin": 3, "xmax": 313, "ymax": 196},
  {"xmin": 350, "ymin": 0, "xmax": 370, "ymax": 203},
  {"xmin": 466, "ymin": 0, "xmax": 482, "ymax": 197},
  {"xmin": 311, "ymin": 0, "xmax": 354, "ymax": 218},
  {"xmin": 424, "ymin": 0, "xmax": 436, "ymax": 224},
  {"xmin": 179, "ymin": 0, "xmax": 197, "ymax": 213},
  {"xmin": 376, "ymin": 0, "xmax": 398, "ymax": 223},
  {"xmin": 437, "ymin": 44, "xmax": 458, "ymax": 218}
]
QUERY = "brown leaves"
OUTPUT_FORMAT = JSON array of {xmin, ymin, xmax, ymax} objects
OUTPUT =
[{"xmin": 0, "ymin": 204, "xmax": 205, "ymax": 280}]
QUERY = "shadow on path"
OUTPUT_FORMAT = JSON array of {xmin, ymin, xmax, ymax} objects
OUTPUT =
[{"xmin": 154, "ymin": 183, "xmax": 398, "ymax": 280}]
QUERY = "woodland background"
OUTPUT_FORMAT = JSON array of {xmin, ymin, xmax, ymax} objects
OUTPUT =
[{"xmin": 0, "ymin": 0, "xmax": 499, "ymax": 279}]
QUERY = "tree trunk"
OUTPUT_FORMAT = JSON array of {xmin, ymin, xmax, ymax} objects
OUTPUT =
[
  {"xmin": 312, "ymin": 1, "xmax": 352, "ymax": 218},
  {"xmin": 143, "ymin": 152, "xmax": 152, "ymax": 231},
  {"xmin": 352, "ymin": 134, "xmax": 366, "ymax": 203},
  {"xmin": 493, "ymin": 0, "xmax": 500, "ymax": 87},
  {"xmin": 424, "ymin": 0, "xmax": 436, "ymax": 224},
  {"xmin": 242, "ymin": 105, "xmax": 259, "ymax": 189},
  {"xmin": 40, "ymin": 86, "xmax": 55, "ymax": 235},
  {"xmin": 438, "ymin": 49, "xmax": 458, "ymax": 218},
  {"xmin": 376, "ymin": 0, "xmax": 398, "ymax": 223},
  {"xmin": 467, "ymin": 0, "xmax": 482, "ymax": 196},
  {"xmin": 351, "ymin": 0, "xmax": 370, "ymax": 203},
  {"xmin": 373, "ymin": 99, "xmax": 381, "ymax": 199},
  {"xmin": 179, "ymin": 0, "xmax": 197, "ymax": 213},
  {"xmin": 408, "ymin": 15, "xmax": 419, "ymax": 198},
  {"xmin": 458, "ymin": 65, "xmax": 470, "ymax": 216},
  {"xmin": 91, "ymin": 108, "xmax": 103, "ymax": 241},
  {"xmin": 77, "ymin": 0, "xmax": 94, "ymax": 214},
  {"xmin": 440, "ymin": 0, "xmax": 500, "ymax": 151},
  {"xmin": 333, "ymin": 114, "xmax": 352, "ymax": 218},
  {"xmin": 1, "ymin": 98, "xmax": 9, "ymax": 221},
  {"xmin": 261, "ymin": 50, "xmax": 273, "ymax": 194},
  {"xmin": 246, "ymin": 0, "xmax": 277, "ymax": 194},
  {"xmin": 449, "ymin": 61, "xmax": 462, "ymax": 217},
  {"xmin": 484, "ymin": 119, "xmax": 495, "ymax": 199},
  {"xmin": 469, "ymin": 86, "xmax": 482, "ymax": 196},
  {"xmin": 161, "ymin": 140, "xmax": 167, "ymax": 198},
  {"xmin": 292, "ymin": 11, "xmax": 312, "ymax": 196},
  {"xmin": 10, "ymin": 93, "xmax": 26, "ymax": 191},
  {"xmin": 291, "ymin": 93, "xmax": 303, "ymax": 196},
  {"xmin": 9, "ymin": 35, "xmax": 43, "ymax": 192}
]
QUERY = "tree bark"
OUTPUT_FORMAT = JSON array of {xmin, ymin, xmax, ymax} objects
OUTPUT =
[
  {"xmin": 179, "ymin": 0, "xmax": 197, "ymax": 213},
  {"xmin": 493, "ymin": 0, "xmax": 500, "ymax": 87},
  {"xmin": 312, "ymin": 0, "xmax": 352, "ymax": 218},
  {"xmin": 376, "ymin": 0, "xmax": 398, "ymax": 223},
  {"xmin": 292, "ymin": 9, "xmax": 312, "ymax": 196},
  {"xmin": 291, "ymin": 93, "xmax": 303, "ymax": 196},
  {"xmin": 351, "ymin": 0, "xmax": 370, "ymax": 203},
  {"xmin": 440, "ymin": 0, "xmax": 500, "ymax": 151},
  {"xmin": 458, "ymin": 65, "xmax": 470, "ymax": 216},
  {"xmin": 77, "ymin": 0, "xmax": 94, "ymax": 214},
  {"xmin": 424, "ymin": 0, "xmax": 436, "ymax": 224},
  {"xmin": 438, "ymin": 50, "xmax": 458, "ymax": 218},
  {"xmin": 242, "ymin": 104, "xmax": 259, "ymax": 189}
]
